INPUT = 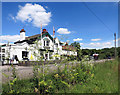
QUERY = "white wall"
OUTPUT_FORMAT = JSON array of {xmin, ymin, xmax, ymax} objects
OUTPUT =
[{"xmin": 1, "ymin": 34, "xmax": 77, "ymax": 63}]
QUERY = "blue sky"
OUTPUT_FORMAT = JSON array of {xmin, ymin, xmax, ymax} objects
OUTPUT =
[{"xmin": 1, "ymin": 2, "xmax": 118, "ymax": 49}]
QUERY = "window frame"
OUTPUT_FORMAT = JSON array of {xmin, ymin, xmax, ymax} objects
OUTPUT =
[{"xmin": 2, "ymin": 49, "xmax": 5, "ymax": 53}]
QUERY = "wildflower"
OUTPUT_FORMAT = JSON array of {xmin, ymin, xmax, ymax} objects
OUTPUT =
[
  {"xmin": 61, "ymin": 74, "xmax": 64, "ymax": 77},
  {"xmin": 45, "ymin": 89, "xmax": 48, "ymax": 92},
  {"xmin": 54, "ymin": 74, "xmax": 59, "ymax": 78},
  {"xmin": 13, "ymin": 78, "xmax": 17, "ymax": 83},
  {"xmin": 73, "ymin": 69, "xmax": 75, "ymax": 72},
  {"xmin": 74, "ymin": 73, "xmax": 78, "ymax": 76},
  {"xmin": 61, "ymin": 81, "xmax": 70, "ymax": 88},
  {"xmin": 9, "ymin": 90, "xmax": 14, "ymax": 93},
  {"xmin": 10, "ymin": 82, "xmax": 13, "ymax": 86},
  {"xmin": 34, "ymin": 87, "xmax": 38, "ymax": 92},
  {"xmin": 39, "ymin": 80, "xmax": 47, "ymax": 86},
  {"xmin": 71, "ymin": 76, "xmax": 74, "ymax": 80},
  {"xmin": 55, "ymin": 63, "xmax": 58, "ymax": 66},
  {"xmin": 48, "ymin": 85, "xmax": 53, "ymax": 88},
  {"xmin": 91, "ymin": 74, "xmax": 94, "ymax": 78}
]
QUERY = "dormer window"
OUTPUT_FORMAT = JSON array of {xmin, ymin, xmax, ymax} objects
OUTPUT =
[{"xmin": 43, "ymin": 39, "xmax": 50, "ymax": 46}]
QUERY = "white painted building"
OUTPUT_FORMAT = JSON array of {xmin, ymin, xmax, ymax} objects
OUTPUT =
[{"xmin": 0, "ymin": 29, "xmax": 77, "ymax": 64}]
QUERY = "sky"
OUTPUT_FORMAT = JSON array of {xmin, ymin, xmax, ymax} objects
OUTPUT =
[{"xmin": 1, "ymin": 2, "xmax": 119, "ymax": 49}]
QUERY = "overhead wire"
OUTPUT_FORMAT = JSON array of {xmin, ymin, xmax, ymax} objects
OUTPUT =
[{"xmin": 82, "ymin": 2, "xmax": 113, "ymax": 33}]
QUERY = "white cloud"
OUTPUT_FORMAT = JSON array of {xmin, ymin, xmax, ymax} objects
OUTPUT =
[
  {"xmin": 0, "ymin": 43, "xmax": 6, "ymax": 45},
  {"xmin": 57, "ymin": 28, "xmax": 71, "ymax": 34},
  {"xmin": 0, "ymin": 35, "xmax": 20, "ymax": 43},
  {"xmin": 73, "ymin": 38, "xmax": 83, "ymax": 41},
  {"xmin": 113, "ymin": 38, "xmax": 120, "ymax": 42},
  {"xmin": 89, "ymin": 42, "xmax": 112, "ymax": 48},
  {"xmin": 14, "ymin": 3, "xmax": 51, "ymax": 27},
  {"xmin": 67, "ymin": 40, "xmax": 70, "ymax": 43},
  {"xmin": 80, "ymin": 43, "xmax": 84, "ymax": 45},
  {"xmin": 91, "ymin": 39, "xmax": 101, "ymax": 41},
  {"xmin": 51, "ymin": 35, "xmax": 53, "ymax": 37},
  {"xmin": 81, "ymin": 40, "xmax": 116, "ymax": 49}
]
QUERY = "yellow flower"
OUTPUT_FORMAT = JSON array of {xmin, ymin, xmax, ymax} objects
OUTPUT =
[
  {"xmin": 53, "ymin": 54, "xmax": 60, "ymax": 57},
  {"xmin": 39, "ymin": 80, "xmax": 47, "ymax": 86},
  {"xmin": 54, "ymin": 74, "xmax": 59, "ymax": 78},
  {"xmin": 91, "ymin": 74, "xmax": 94, "ymax": 78},
  {"xmin": 61, "ymin": 74, "xmax": 64, "ymax": 77},
  {"xmin": 30, "ymin": 54, "xmax": 33, "ymax": 60},
  {"xmin": 34, "ymin": 88, "xmax": 38, "ymax": 92},
  {"xmin": 71, "ymin": 76, "xmax": 74, "ymax": 79}
]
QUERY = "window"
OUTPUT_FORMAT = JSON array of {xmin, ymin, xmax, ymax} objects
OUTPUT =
[
  {"xmin": 45, "ymin": 54, "xmax": 48, "ymax": 60},
  {"xmin": 40, "ymin": 51, "xmax": 44, "ymax": 57},
  {"xmin": 44, "ymin": 40, "xmax": 50, "ymax": 46},
  {"xmin": 44, "ymin": 41, "xmax": 45, "ymax": 46},
  {"xmin": 46, "ymin": 40, "xmax": 49, "ymax": 46},
  {"xmin": 22, "ymin": 51, "xmax": 28, "ymax": 58},
  {"xmin": 2, "ymin": 54, "xmax": 5, "ymax": 60},
  {"xmin": 56, "ymin": 44, "xmax": 58, "ymax": 48},
  {"xmin": 2, "ymin": 49, "xmax": 5, "ymax": 53}
]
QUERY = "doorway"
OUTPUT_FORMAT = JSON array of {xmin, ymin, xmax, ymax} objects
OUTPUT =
[{"xmin": 45, "ymin": 54, "xmax": 48, "ymax": 60}]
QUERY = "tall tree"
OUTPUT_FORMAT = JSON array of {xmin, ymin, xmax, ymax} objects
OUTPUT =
[{"xmin": 71, "ymin": 42, "xmax": 82, "ymax": 61}]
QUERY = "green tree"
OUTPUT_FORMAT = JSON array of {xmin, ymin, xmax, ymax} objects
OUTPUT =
[{"xmin": 71, "ymin": 42, "xmax": 82, "ymax": 61}]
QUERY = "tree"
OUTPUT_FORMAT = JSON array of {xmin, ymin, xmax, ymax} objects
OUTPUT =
[
  {"xmin": 71, "ymin": 42, "xmax": 82, "ymax": 61},
  {"xmin": 117, "ymin": 47, "xmax": 120, "ymax": 58}
]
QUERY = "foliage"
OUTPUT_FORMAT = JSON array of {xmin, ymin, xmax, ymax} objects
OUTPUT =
[
  {"xmin": 67, "ymin": 55, "xmax": 76, "ymax": 61},
  {"xmin": 82, "ymin": 47, "xmax": 120, "ymax": 59},
  {"xmin": 2, "ymin": 64, "xmax": 19, "ymax": 94},
  {"xmin": 71, "ymin": 42, "xmax": 82, "ymax": 61},
  {"xmin": 58, "ymin": 60, "xmax": 118, "ymax": 93},
  {"xmin": 2, "ymin": 56, "xmax": 95, "ymax": 94}
]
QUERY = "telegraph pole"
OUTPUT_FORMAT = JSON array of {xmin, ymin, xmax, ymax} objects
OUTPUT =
[{"xmin": 114, "ymin": 33, "xmax": 117, "ymax": 58}]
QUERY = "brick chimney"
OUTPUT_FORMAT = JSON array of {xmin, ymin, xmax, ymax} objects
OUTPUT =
[{"xmin": 42, "ymin": 29, "xmax": 48, "ymax": 34}]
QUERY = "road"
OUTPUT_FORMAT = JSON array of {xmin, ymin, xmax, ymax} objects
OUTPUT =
[{"xmin": 1, "ymin": 59, "xmax": 114, "ymax": 84}]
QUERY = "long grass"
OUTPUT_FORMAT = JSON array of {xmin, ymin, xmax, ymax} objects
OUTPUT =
[
  {"xmin": 2, "ymin": 60, "xmax": 118, "ymax": 94},
  {"xmin": 59, "ymin": 60, "xmax": 118, "ymax": 93}
]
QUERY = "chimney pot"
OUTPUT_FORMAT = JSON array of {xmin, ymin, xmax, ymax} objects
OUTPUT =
[
  {"xmin": 20, "ymin": 29, "xmax": 25, "ymax": 41},
  {"xmin": 42, "ymin": 29, "xmax": 48, "ymax": 33},
  {"xmin": 20, "ymin": 29, "xmax": 25, "ymax": 33}
]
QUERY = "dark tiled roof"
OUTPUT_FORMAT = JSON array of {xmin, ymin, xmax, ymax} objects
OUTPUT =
[
  {"xmin": 25, "ymin": 34, "xmax": 41, "ymax": 40},
  {"xmin": 14, "ymin": 32, "xmax": 54, "ymax": 44}
]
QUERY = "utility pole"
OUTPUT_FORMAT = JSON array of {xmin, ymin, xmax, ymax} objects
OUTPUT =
[{"xmin": 114, "ymin": 33, "xmax": 117, "ymax": 58}]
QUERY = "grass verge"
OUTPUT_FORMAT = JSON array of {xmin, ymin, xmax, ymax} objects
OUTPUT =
[
  {"xmin": 2, "ymin": 60, "xmax": 118, "ymax": 94},
  {"xmin": 58, "ymin": 60, "xmax": 118, "ymax": 93}
]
